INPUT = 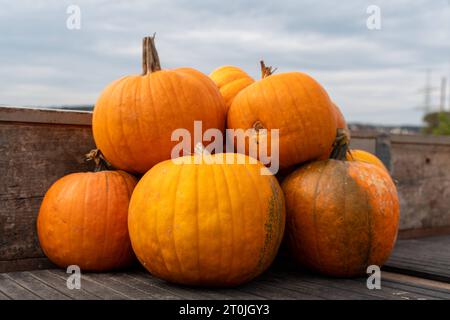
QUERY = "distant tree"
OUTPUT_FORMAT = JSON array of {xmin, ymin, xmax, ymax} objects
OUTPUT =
[{"xmin": 422, "ymin": 112, "xmax": 450, "ymax": 135}]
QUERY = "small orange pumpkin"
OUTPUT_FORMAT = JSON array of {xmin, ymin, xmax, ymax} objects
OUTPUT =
[
  {"xmin": 209, "ymin": 65, "xmax": 254, "ymax": 110},
  {"xmin": 128, "ymin": 152, "xmax": 285, "ymax": 287},
  {"xmin": 93, "ymin": 36, "xmax": 226, "ymax": 174},
  {"xmin": 37, "ymin": 150, "xmax": 137, "ymax": 271},
  {"xmin": 347, "ymin": 149, "xmax": 388, "ymax": 172},
  {"xmin": 227, "ymin": 62, "xmax": 336, "ymax": 169},
  {"xmin": 282, "ymin": 132, "xmax": 399, "ymax": 277}
]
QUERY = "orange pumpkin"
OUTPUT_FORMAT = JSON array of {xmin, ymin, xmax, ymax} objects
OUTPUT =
[
  {"xmin": 128, "ymin": 152, "xmax": 286, "ymax": 287},
  {"xmin": 227, "ymin": 64, "xmax": 336, "ymax": 169},
  {"xmin": 319, "ymin": 102, "xmax": 349, "ymax": 160},
  {"xmin": 37, "ymin": 150, "xmax": 137, "ymax": 271},
  {"xmin": 209, "ymin": 65, "xmax": 254, "ymax": 110},
  {"xmin": 347, "ymin": 149, "xmax": 388, "ymax": 172},
  {"xmin": 282, "ymin": 133, "xmax": 399, "ymax": 277},
  {"xmin": 93, "ymin": 36, "xmax": 226, "ymax": 174},
  {"xmin": 333, "ymin": 103, "xmax": 348, "ymax": 131}
]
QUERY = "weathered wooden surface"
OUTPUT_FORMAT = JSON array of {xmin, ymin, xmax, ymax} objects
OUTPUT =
[
  {"xmin": 0, "ymin": 266, "xmax": 448, "ymax": 300},
  {"xmin": 0, "ymin": 107, "xmax": 95, "ymax": 272},
  {"xmin": 390, "ymin": 140, "xmax": 450, "ymax": 230},
  {"xmin": 384, "ymin": 235, "xmax": 450, "ymax": 283},
  {"xmin": 1, "ymin": 236, "xmax": 449, "ymax": 300},
  {"xmin": 1, "ymin": 106, "xmax": 450, "ymax": 272}
]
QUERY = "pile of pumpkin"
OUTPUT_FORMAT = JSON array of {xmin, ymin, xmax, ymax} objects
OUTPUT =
[{"xmin": 37, "ymin": 36, "xmax": 399, "ymax": 287}]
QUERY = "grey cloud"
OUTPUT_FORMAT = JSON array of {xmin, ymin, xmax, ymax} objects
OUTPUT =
[{"xmin": 0, "ymin": 0, "xmax": 449, "ymax": 125}]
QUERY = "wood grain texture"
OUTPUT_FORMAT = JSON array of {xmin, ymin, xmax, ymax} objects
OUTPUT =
[
  {"xmin": 0, "ymin": 120, "xmax": 95, "ymax": 272},
  {"xmin": 384, "ymin": 235, "xmax": 450, "ymax": 283},
  {"xmin": 391, "ymin": 142, "xmax": 450, "ymax": 230},
  {"xmin": 0, "ymin": 265, "xmax": 448, "ymax": 300}
]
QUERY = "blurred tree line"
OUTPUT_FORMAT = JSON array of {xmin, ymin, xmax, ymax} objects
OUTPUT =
[{"xmin": 423, "ymin": 112, "xmax": 450, "ymax": 135}]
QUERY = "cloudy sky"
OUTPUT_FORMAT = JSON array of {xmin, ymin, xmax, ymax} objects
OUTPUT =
[{"xmin": 1, "ymin": 0, "xmax": 449, "ymax": 125}]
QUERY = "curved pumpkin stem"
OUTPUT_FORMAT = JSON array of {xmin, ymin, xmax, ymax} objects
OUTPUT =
[
  {"xmin": 85, "ymin": 149, "xmax": 111, "ymax": 172},
  {"xmin": 142, "ymin": 34, "xmax": 161, "ymax": 75},
  {"xmin": 330, "ymin": 128, "xmax": 351, "ymax": 161},
  {"xmin": 260, "ymin": 60, "xmax": 277, "ymax": 79}
]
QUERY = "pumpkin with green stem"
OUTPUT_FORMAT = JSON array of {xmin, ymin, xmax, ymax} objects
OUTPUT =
[{"xmin": 282, "ymin": 130, "xmax": 399, "ymax": 277}]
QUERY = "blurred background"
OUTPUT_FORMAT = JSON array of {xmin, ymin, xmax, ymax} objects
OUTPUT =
[{"xmin": 0, "ymin": 0, "xmax": 449, "ymax": 134}]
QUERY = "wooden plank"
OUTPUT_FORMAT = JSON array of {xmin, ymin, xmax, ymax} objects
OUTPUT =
[
  {"xmin": 123, "ymin": 271, "xmax": 264, "ymax": 300},
  {"xmin": 48, "ymin": 269, "xmax": 130, "ymax": 300},
  {"xmin": 268, "ymin": 268, "xmax": 439, "ymax": 300},
  {"xmin": 270, "ymin": 261, "xmax": 447, "ymax": 300},
  {"xmin": 105, "ymin": 273, "xmax": 184, "ymax": 300},
  {"xmin": 0, "ymin": 106, "xmax": 92, "ymax": 126},
  {"xmin": 131, "ymin": 271, "xmax": 234, "ymax": 300},
  {"xmin": 0, "ymin": 290, "xmax": 11, "ymax": 300},
  {"xmin": 349, "ymin": 137, "xmax": 376, "ymax": 154},
  {"xmin": 399, "ymin": 227, "xmax": 450, "ymax": 239},
  {"xmin": 0, "ymin": 121, "xmax": 95, "ymax": 271},
  {"xmin": 382, "ymin": 272, "xmax": 450, "ymax": 299},
  {"xmin": 29, "ymin": 270, "xmax": 100, "ymax": 300},
  {"xmin": 0, "ymin": 258, "xmax": 54, "ymax": 273},
  {"xmin": 84, "ymin": 273, "xmax": 156, "ymax": 300},
  {"xmin": 0, "ymin": 274, "xmax": 40, "ymax": 300},
  {"xmin": 385, "ymin": 236, "xmax": 450, "ymax": 283},
  {"xmin": 391, "ymin": 134, "xmax": 450, "ymax": 146},
  {"xmin": 264, "ymin": 271, "xmax": 381, "ymax": 300},
  {"xmin": 4, "ymin": 272, "xmax": 70, "ymax": 300},
  {"xmin": 391, "ymin": 141, "xmax": 450, "ymax": 231}
]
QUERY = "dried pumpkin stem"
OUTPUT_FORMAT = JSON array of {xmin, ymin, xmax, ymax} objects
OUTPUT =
[
  {"xmin": 329, "ymin": 128, "xmax": 350, "ymax": 161},
  {"xmin": 260, "ymin": 60, "xmax": 277, "ymax": 78},
  {"xmin": 142, "ymin": 34, "xmax": 161, "ymax": 75},
  {"xmin": 85, "ymin": 149, "xmax": 111, "ymax": 172}
]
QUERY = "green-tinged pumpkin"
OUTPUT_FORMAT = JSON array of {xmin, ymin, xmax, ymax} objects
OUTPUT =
[{"xmin": 282, "ymin": 132, "xmax": 399, "ymax": 277}]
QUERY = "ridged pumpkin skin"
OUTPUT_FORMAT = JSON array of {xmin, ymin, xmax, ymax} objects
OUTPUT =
[
  {"xmin": 37, "ymin": 171, "xmax": 137, "ymax": 271},
  {"xmin": 227, "ymin": 72, "xmax": 336, "ymax": 169},
  {"xmin": 282, "ymin": 160, "xmax": 399, "ymax": 277},
  {"xmin": 128, "ymin": 153, "xmax": 286, "ymax": 287},
  {"xmin": 347, "ymin": 149, "xmax": 388, "ymax": 172},
  {"xmin": 93, "ymin": 68, "xmax": 226, "ymax": 174},
  {"xmin": 319, "ymin": 103, "xmax": 349, "ymax": 160},
  {"xmin": 333, "ymin": 103, "xmax": 348, "ymax": 131},
  {"xmin": 209, "ymin": 66, "xmax": 254, "ymax": 110}
]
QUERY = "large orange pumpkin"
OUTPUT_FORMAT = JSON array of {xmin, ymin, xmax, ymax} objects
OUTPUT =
[
  {"xmin": 282, "ymin": 134, "xmax": 399, "ymax": 277},
  {"xmin": 227, "ymin": 67, "xmax": 336, "ymax": 169},
  {"xmin": 128, "ymin": 152, "xmax": 286, "ymax": 287},
  {"xmin": 37, "ymin": 151, "xmax": 137, "ymax": 271},
  {"xmin": 93, "ymin": 36, "xmax": 226, "ymax": 174},
  {"xmin": 209, "ymin": 65, "xmax": 254, "ymax": 110},
  {"xmin": 347, "ymin": 149, "xmax": 388, "ymax": 172}
]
